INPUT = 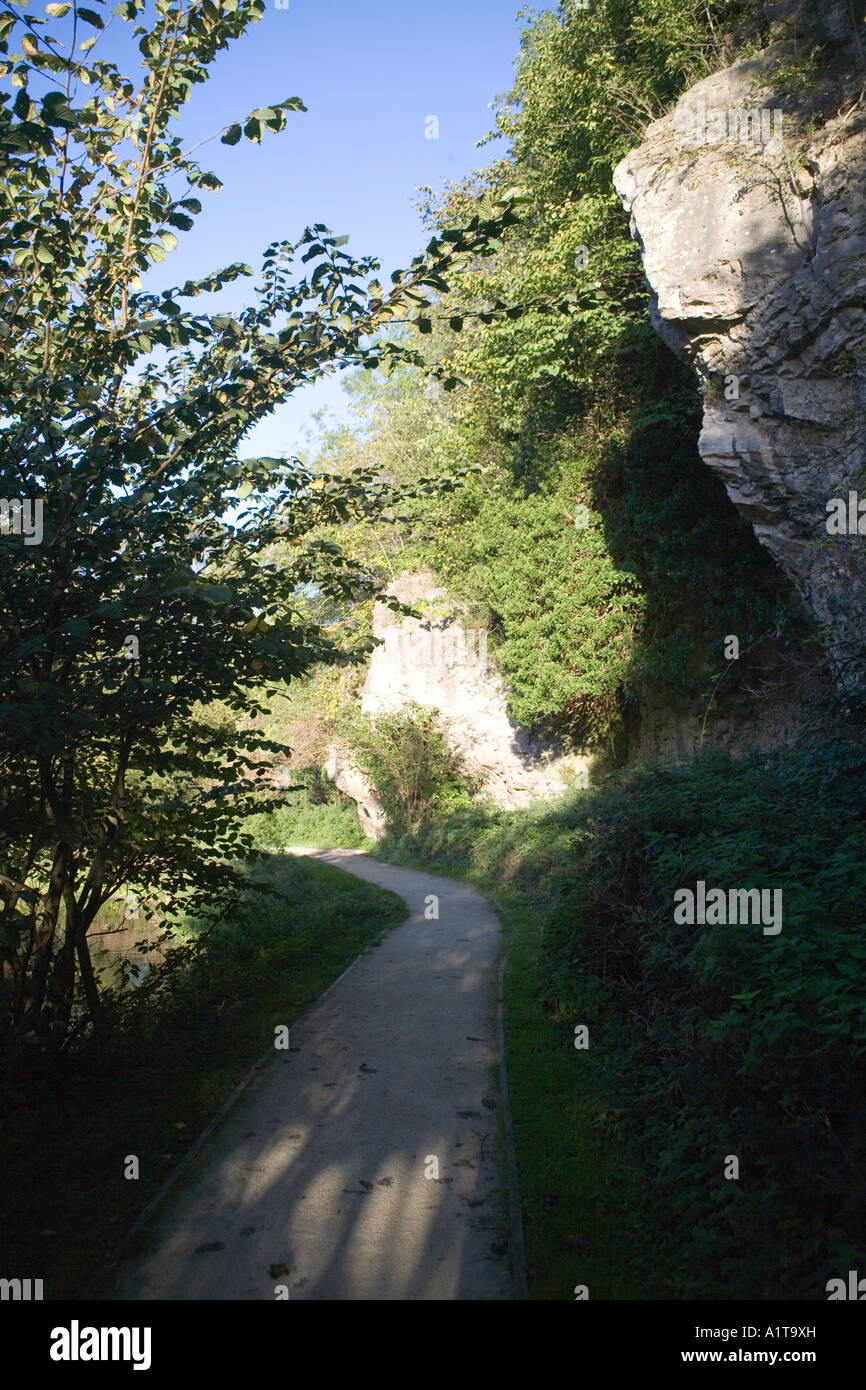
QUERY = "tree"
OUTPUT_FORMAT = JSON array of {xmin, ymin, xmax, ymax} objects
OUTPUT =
[{"xmin": 0, "ymin": 0, "xmax": 522, "ymax": 1057}]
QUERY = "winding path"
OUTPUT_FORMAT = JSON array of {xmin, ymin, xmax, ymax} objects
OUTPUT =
[{"xmin": 95, "ymin": 849, "xmax": 518, "ymax": 1301}]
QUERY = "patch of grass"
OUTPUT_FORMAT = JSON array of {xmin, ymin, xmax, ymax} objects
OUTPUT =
[
  {"xmin": 0, "ymin": 853, "xmax": 405, "ymax": 1299},
  {"xmin": 242, "ymin": 765, "xmax": 368, "ymax": 849},
  {"xmin": 495, "ymin": 893, "xmax": 650, "ymax": 1300},
  {"xmin": 244, "ymin": 798, "xmax": 367, "ymax": 849}
]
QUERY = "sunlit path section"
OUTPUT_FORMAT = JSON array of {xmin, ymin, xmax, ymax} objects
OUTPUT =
[{"xmin": 98, "ymin": 851, "xmax": 513, "ymax": 1301}]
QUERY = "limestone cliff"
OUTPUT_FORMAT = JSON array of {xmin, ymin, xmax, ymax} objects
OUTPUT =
[
  {"xmin": 328, "ymin": 569, "xmax": 589, "ymax": 838},
  {"xmin": 613, "ymin": 0, "xmax": 866, "ymax": 700}
]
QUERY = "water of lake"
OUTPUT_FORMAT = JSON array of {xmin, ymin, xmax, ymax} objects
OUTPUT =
[{"xmin": 88, "ymin": 914, "xmax": 175, "ymax": 990}]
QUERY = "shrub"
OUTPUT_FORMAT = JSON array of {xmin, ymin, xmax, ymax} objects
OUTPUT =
[{"xmin": 347, "ymin": 703, "xmax": 479, "ymax": 834}]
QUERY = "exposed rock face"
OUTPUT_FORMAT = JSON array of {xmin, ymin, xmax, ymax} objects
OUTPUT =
[
  {"xmin": 329, "ymin": 569, "xmax": 589, "ymax": 837},
  {"xmin": 613, "ymin": 1, "xmax": 866, "ymax": 699},
  {"xmin": 324, "ymin": 749, "xmax": 388, "ymax": 842}
]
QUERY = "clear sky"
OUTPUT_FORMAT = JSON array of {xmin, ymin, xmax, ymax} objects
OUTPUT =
[{"xmin": 133, "ymin": 0, "xmax": 530, "ymax": 458}]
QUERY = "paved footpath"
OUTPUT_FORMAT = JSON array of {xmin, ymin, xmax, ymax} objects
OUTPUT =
[{"xmin": 97, "ymin": 849, "xmax": 515, "ymax": 1301}]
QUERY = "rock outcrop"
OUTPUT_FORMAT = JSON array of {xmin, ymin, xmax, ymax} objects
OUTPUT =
[
  {"xmin": 613, "ymin": 0, "xmax": 866, "ymax": 699},
  {"xmin": 324, "ymin": 748, "xmax": 388, "ymax": 842},
  {"xmin": 329, "ymin": 569, "xmax": 590, "ymax": 837}
]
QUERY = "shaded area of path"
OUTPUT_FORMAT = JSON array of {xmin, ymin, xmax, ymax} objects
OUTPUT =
[{"xmin": 96, "ymin": 849, "xmax": 514, "ymax": 1301}]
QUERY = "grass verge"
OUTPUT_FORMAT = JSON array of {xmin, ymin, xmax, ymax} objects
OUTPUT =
[
  {"xmin": 374, "ymin": 841, "xmax": 650, "ymax": 1299},
  {"xmin": 374, "ymin": 733, "xmax": 866, "ymax": 1299}
]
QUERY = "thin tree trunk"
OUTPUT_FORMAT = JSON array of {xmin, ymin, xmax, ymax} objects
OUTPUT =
[
  {"xmin": 60, "ymin": 862, "xmax": 109, "ymax": 1045},
  {"xmin": 14, "ymin": 903, "xmax": 37, "ymax": 1026},
  {"xmin": 24, "ymin": 841, "xmax": 71, "ymax": 1032},
  {"xmin": 76, "ymin": 922, "xmax": 108, "ymax": 1043},
  {"xmin": 53, "ymin": 884, "xmax": 79, "ymax": 1043}
]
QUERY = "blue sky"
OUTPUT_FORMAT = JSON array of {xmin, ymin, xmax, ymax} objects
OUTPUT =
[{"xmin": 128, "ymin": 0, "xmax": 530, "ymax": 458}]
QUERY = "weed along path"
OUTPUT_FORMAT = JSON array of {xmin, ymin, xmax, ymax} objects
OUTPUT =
[{"xmin": 97, "ymin": 849, "xmax": 518, "ymax": 1301}]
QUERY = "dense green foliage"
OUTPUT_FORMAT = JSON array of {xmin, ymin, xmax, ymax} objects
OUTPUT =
[{"xmin": 381, "ymin": 734, "xmax": 866, "ymax": 1297}]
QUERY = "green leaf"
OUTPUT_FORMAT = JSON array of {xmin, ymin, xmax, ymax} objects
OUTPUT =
[
  {"xmin": 45, "ymin": 2, "xmax": 72, "ymax": 14},
  {"xmin": 40, "ymin": 99, "xmax": 77, "ymax": 128},
  {"xmin": 35, "ymin": 245, "xmax": 55, "ymax": 264},
  {"xmin": 77, "ymin": 7, "xmax": 105, "ymax": 28},
  {"xmin": 199, "ymin": 584, "xmax": 239, "ymax": 606},
  {"xmin": 253, "ymin": 106, "xmax": 282, "ymax": 130},
  {"xmin": 501, "ymin": 185, "xmax": 531, "ymax": 204},
  {"xmin": 221, "ymin": 124, "xmax": 242, "ymax": 146}
]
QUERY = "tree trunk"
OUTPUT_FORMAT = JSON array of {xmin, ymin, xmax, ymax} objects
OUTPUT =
[
  {"xmin": 24, "ymin": 840, "xmax": 72, "ymax": 1033},
  {"xmin": 53, "ymin": 883, "xmax": 80, "ymax": 1043},
  {"xmin": 76, "ymin": 922, "xmax": 108, "ymax": 1044}
]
